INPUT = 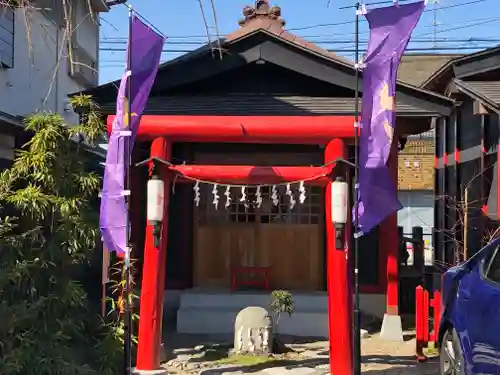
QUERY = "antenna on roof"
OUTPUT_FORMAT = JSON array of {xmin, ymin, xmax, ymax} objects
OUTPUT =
[{"xmin": 431, "ymin": 0, "xmax": 440, "ymax": 48}]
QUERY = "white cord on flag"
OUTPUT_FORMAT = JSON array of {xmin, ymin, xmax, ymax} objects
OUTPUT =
[
  {"xmin": 117, "ymin": 130, "xmax": 132, "ymax": 137},
  {"xmin": 124, "ymin": 246, "xmax": 131, "ymax": 266},
  {"xmin": 98, "ymin": 190, "xmax": 130, "ymax": 198},
  {"xmin": 354, "ymin": 56, "xmax": 366, "ymax": 71},
  {"xmin": 356, "ymin": 4, "xmax": 367, "ymax": 15}
]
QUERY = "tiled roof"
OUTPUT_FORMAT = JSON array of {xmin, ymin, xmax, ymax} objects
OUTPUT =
[
  {"xmin": 398, "ymin": 54, "xmax": 460, "ymax": 86},
  {"xmin": 457, "ymin": 80, "xmax": 500, "ymax": 105},
  {"xmin": 452, "ymin": 79, "xmax": 500, "ymax": 113},
  {"xmin": 223, "ymin": 1, "xmax": 452, "ymax": 102},
  {"xmin": 225, "ymin": 2, "xmax": 353, "ymax": 67},
  {"xmin": 100, "ymin": 94, "xmax": 441, "ymax": 117},
  {"xmin": 421, "ymin": 46, "xmax": 500, "ymax": 90}
]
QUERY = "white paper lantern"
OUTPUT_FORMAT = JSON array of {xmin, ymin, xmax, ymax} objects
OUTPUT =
[
  {"xmin": 331, "ymin": 178, "xmax": 348, "ymax": 225},
  {"xmin": 147, "ymin": 177, "xmax": 164, "ymax": 222}
]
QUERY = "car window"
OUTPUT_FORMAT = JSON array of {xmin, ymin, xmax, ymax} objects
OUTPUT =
[{"xmin": 485, "ymin": 246, "xmax": 500, "ymax": 283}]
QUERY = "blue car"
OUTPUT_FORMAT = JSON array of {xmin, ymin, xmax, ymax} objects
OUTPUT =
[{"xmin": 439, "ymin": 237, "xmax": 500, "ymax": 375}]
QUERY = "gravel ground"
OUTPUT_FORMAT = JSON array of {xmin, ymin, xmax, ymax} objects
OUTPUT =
[{"xmin": 160, "ymin": 326, "xmax": 439, "ymax": 375}]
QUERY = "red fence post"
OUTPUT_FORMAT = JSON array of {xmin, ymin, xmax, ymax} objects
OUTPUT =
[
  {"xmin": 432, "ymin": 291, "xmax": 442, "ymax": 345},
  {"xmin": 423, "ymin": 289, "xmax": 430, "ymax": 342},
  {"xmin": 415, "ymin": 285, "xmax": 428, "ymax": 362}
]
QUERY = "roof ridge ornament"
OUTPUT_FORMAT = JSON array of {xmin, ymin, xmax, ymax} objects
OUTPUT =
[{"xmin": 238, "ymin": 0, "xmax": 286, "ymax": 28}]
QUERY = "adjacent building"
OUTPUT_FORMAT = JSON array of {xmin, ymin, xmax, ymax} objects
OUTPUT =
[
  {"xmin": 423, "ymin": 46, "xmax": 500, "ymax": 266},
  {"xmin": 0, "ymin": 0, "xmax": 109, "ymax": 168},
  {"xmin": 396, "ymin": 54, "xmax": 460, "ymax": 257}
]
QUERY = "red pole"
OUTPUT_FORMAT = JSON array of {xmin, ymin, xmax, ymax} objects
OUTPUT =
[
  {"xmin": 423, "ymin": 289, "xmax": 430, "ymax": 344},
  {"xmin": 385, "ymin": 138, "xmax": 400, "ymax": 315},
  {"xmin": 415, "ymin": 285, "xmax": 427, "ymax": 362},
  {"xmin": 136, "ymin": 137, "xmax": 171, "ymax": 371},
  {"xmin": 325, "ymin": 139, "xmax": 353, "ymax": 375},
  {"xmin": 432, "ymin": 291, "xmax": 441, "ymax": 344}
]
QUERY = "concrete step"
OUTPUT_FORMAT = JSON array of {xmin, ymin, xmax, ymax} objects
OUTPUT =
[
  {"xmin": 178, "ymin": 290, "xmax": 328, "ymax": 311},
  {"xmin": 176, "ymin": 307, "xmax": 329, "ymax": 337}
]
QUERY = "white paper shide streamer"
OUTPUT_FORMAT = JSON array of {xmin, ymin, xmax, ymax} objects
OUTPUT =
[
  {"xmin": 298, "ymin": 181, "xmax": 306, "ymax": 204},
  {"xmin": 255, "ymin": 186, "xmax": 262, "ymax": 208},
  {"xmin": 193, "ymin": 181, "xmax": 200, "ymax": 207},
  {"xmin": 212, "ymin": 184, "xmax": 220, "ymax": 209},
  {"xmin": 224, "ymin": 185, "xmax": 232, "ymax": 208},
  {"xmin": 286, "ymin": 183, "xmax": 296, "ymax": 209},
  {"xmin": 190, "ymin": 179, "xmax": 311, "ymax": 210},
  {"xmin": 271, "ymin": 185, "xmax": 279, "ymax": 206},
  {"xmin": 240, "ymin": 186, "xmax": 249, "ymax": 208}
]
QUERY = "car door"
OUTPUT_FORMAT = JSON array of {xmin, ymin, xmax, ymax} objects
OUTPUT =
[{"xmin": 460, "ymin": 245, "xmax": 500, "ymax": 375}]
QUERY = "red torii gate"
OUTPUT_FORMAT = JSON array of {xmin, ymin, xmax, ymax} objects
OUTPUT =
[{"xmin": 107, "ymin": 114, "xmax": 400, "ymax": 375}]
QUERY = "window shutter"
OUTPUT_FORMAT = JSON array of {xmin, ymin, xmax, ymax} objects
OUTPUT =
[{"xmin": 0, "ymin": 6, "xmax": 14, "ymax": 68}]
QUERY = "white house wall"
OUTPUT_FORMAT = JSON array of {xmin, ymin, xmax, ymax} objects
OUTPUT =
[
  {"xmin": 398, "ymin": 190, "xmax": 434, "ymax": 265},
  {"xmin": 0, "ymin": 4, "xmax": 99, "ymax": 125}
]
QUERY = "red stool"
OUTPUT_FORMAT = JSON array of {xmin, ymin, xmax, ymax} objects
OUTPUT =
[{"xmin": 230, "ymin": 266, "xmax": 271, "ymax": 292}]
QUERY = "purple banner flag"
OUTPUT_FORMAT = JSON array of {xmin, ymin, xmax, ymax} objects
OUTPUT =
[
  {"xmin": 357, "ymin": 1, "xmax": 425, "ymax": 235},
  {"xmin": 100, "ymin": 15, "xmax": 165, "ymax": 254}
]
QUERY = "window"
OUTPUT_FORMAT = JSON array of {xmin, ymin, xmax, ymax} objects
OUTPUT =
[
  {"xmin": 196, "ymin": 185, "xmax": 256, "ymax": 225},
  {"xmin": 0, "ymin": 6, "xmax": 14, "ymax": 68},
  {"xmin": 196, "ymin": 184, "xmax": 322, "ymax": 225},
  {"xmin": 484, "ymin": 246, "xmax": 500, "ymax": 283},
  {"xmin": 258, "ymin": 186, "xmax": 321, "ymax": 225}
]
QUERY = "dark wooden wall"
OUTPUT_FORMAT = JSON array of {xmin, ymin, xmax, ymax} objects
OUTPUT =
[{"xmin": 434, "ymin": 98, "xmax": 499, "ymax": 268}]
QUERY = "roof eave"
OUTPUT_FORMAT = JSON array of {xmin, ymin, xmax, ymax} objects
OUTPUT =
[
  {"xmin": 453, "ymin": 78, "xmax": 500, "ymax": 114},
  {"xmin": 421, "ymin": 46, "xmax": 500, "ymax": 90},
  {"xmin": 234, "ymin": 29, "xmax": 454, "ymax": 105}
]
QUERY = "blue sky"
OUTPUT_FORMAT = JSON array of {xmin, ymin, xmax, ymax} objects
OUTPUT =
[{"xmin": 99, "ymin": 0, "xmax": 499, "ymax": 84}]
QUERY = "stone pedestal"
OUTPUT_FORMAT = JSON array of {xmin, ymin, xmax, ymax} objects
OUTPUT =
[
  {"xmin": 132, "ymin": 368, "xmax": 167, "ymax": 375},
  {"xmin": 380, "ymin": 313, "xmax": 404, "ymax": 342},
  {"xmin": 234, "ymin": 306, "xmax": 274, "ymax": 354}
]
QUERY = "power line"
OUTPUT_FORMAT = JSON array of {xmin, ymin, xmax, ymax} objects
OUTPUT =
[
  {"xmin": 100, "ymin": 37, "xmax": 500, "ymax": 46},
  {"xmin": 99, "ymin": 45, "xmax": 495, "ymax": 54},
  {"xmin": 99, "ymin": 0, "xmax": 490, "ymax": 40},
  {"xmin": 415, "ymin": 16, "xmax": 500, "ymax": 37},
  {"xmin": 98, "ymin": 0, "xmax": 498, "ymax": 61},
  {"xmin": 286, "ymin": 0, "xmax": 488, "ymax": 31},
  {"xmin": 101, "ymin": 16, "xmax": 500, "ymax": 43},
  {"xmin": 358, "ymin": 14, "xmax": 500, "ymax": 36},
  {"xmin": 100, "ymin": 48, "xmax": 193, "ymax": 53}
]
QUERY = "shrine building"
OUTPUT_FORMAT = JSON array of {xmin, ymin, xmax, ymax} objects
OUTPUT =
[{"xmin": 84, "ymin": 1, "xmax": 453, "ymax": 373}]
